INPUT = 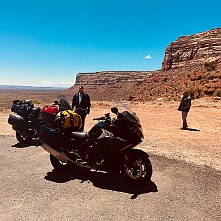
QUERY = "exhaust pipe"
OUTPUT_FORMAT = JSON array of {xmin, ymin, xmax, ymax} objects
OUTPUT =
[
  {"xmin": 42, "ymin": 143, "xmax": 71, "ymax": 161},
  {"xmin": 42, "ymin": 143, "xmax": 91, "ymax": 169}
]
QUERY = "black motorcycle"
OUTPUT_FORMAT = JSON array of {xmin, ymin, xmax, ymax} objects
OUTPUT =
[
  {"xmin": 39, "ymin": 100, "xmax": 153, "ymax": 186},
  {"xmin": 8, "ymin": 96, "xmax": 74, "ymax": 143},
  {"xmin": 8, "ymin": 100, "xmax": 42, "ymax": 143}
]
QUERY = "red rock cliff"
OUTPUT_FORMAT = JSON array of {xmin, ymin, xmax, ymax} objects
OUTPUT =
[{"xmin": 162, "ymin": 27, "xmax": 221, "ymax": 71}]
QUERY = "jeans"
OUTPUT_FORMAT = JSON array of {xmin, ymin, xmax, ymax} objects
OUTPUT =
[{"xmin": 182, "ymin": 111, "xmax": 188, "ymax": 129}]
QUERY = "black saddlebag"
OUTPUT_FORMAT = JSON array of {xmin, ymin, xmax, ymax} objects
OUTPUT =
[
  {"xmin": 11, "ymin": 100, "xmax": 34, "ymax": 119},
  {"xmin": 39, "ymin": 124, "xmax": 64, "ymax": 148},
  {"xmin": 32, "ymin": 107, "xmax": 41, "ymax": 116},
  {"xmin": 8, "ymin": 113, "xmax": 26, "ymax": 128},
  {"xmin": 29, "ymin": 107, "xmax": 41, "ymax": 122},
  {"xmin": 29, "ymin": 115, "xmax": 41, "ymax": 123},
  {"xmin": 11, "ymin": 100, "xmax": 21, "ymax": 113}
]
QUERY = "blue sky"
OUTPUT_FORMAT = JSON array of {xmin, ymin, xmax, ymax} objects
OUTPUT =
[{"xmin": 0, "ymin": 0, "xmax": 220, "ymax": 88}]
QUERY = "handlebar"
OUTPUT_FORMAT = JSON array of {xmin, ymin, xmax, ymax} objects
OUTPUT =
[
  {"xmin": 93, "ymin": 113, "xmax": 111, "ymax": 121},
  {"xmin": 93, "ymin": 117, "xmax": 106, "ymax": 121}
]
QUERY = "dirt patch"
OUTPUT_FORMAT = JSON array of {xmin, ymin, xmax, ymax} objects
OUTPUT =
[{"xmin": 2, "ymin": 98, "xmax": 221, "ymax": 171}]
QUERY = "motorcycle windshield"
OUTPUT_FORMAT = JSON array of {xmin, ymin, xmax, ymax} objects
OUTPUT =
[
  {"xmin": 120, "ymin": 111, "xmax": 144, "ymax": 139},
  {"xmin": 113, "ymin": 101, "xmax": 144, "ymax": 140},
  {"xmin": 58, "ymin": 95, "xmax": 72, "ymax": 110}
]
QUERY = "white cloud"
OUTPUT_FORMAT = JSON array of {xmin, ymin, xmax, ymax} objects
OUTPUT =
[
  {"xmin": 40, "ymin": 81, "xmax": 74, "ymax": 87},
  {"xmin": 41, "ymin": 81, "xmax": 53, "ymax": 85},
  {"xmin": 0, "ymin": 80, "xmax": 74, "ymax": 88},
  {"xmin": 143, "ymin": 55, "xmax": 152, "ymax": 59},
  {"xmin": 58, "ymin": 82, "xmax": 75, "ymax": 86}
]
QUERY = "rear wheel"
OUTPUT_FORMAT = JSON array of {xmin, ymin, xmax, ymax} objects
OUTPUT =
[
  {"xmin": 50, "ymin": 154, "xmax": 73, "ymax": 172},
  {"xmin": 121, "ymin": 149, "xmax": 152, "ymax": 186},
  {"xmin": 16, "ymin": 131, "xmax": 32, "ymax": 143}
]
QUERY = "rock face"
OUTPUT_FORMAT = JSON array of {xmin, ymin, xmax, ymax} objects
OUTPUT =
[
  {"xmin": 66, "ymin": 27, "xmax": 221, "ymax": 101},
  {"xmin": 162, "ymin": 27, "xmax": 221, "ymax": 71},
  {"xmin": 74, "ymin": 71, "xmax": 154, "ymax": 86},
  {"xmin": 67, "ymin": 71, "xmax": 158, "ymax": 101}
]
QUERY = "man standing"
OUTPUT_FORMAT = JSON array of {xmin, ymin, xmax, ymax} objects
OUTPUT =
[
  {"xmin": 72, "ymin": 86, "xmax": 91, "ymax": 131},
  {"xmin": 178, "ymin": 91, "xmax": 191, "ymax": 130}
]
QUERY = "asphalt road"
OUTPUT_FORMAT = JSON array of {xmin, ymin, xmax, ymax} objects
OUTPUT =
[{"xmin": 0, "ymin": 135, "xmax": 221, "ymax": 221}]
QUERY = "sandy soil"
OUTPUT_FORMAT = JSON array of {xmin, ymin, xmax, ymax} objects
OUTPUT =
[{"xmin": 1, "ymin": 98, "xmax": 221, "ymax": 171}]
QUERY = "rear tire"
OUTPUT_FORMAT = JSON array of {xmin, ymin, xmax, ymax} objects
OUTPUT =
[
  {"xmin": 16, "ymin": 131, "xmax": 32, "ymax": 143},
  {"xmin": 50, "ymin": 154, "xmax": 73, "ymax": 172},
  {"xmin": 121, "ymin": 149, "xmax": 152, "ymax": 186}
]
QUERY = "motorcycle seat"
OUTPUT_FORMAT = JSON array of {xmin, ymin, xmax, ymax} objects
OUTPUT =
[{"xmin": 71, "ymin": 132, "xmax": 89, "ymax": 141}]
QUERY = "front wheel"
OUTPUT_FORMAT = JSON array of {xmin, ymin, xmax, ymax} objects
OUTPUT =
[
  {"xmin": 121, "ymin": 149, "xmax": 152, "ymax": 186},
  {"xmin": 50, "ymin": 154, "xmax": 73, "ymax": 172},
  {"xmin": 16, "ymin": 131, "xmax": 32, "ymax": 143}
]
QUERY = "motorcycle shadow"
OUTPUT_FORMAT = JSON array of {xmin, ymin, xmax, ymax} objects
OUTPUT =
[
  {"xmin": 45, "ymin": 167, "xmax": 158, "ymax": 199},
  {"xmin": 11, "ymin": 140, "xmax": 42, "ymax": 148}
]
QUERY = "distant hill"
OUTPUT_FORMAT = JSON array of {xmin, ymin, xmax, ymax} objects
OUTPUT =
[{"xmin": 0, "ymin": 85, "xmax": 67, "ymax": 90}]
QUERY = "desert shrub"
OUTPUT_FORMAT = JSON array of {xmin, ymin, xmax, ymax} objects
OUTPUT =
[
  {"xmin": 188, "ymin": 87, "xmax": 202, "ymax": 99},
  {"xmin": 128, "ymin": 95, "xmax": 135, "ymax": 101},
  {"xmin": 204, "ymin": 62, "xmax": 217, "ymax": 72},
  {"xmin": 188, "ymin": 88, "xmax": 195, "ymax": 99},
  {"xmin": 163, "ymin": 77, "xmax": 168, "ymax": 82},
  {"xmin": 196, "ymin": 75, "xmax": 202, "ymax": 80},
  {"xmin": 32, "ymin": 99, "xmax": 42, "ymax": 105},
  {"xmin": 195, "ymin": 88, "xmax": 203, "ymax": 99},
  {"xmin": 213, "ymin": 89, "xmax": 221, "ymax": 97}
]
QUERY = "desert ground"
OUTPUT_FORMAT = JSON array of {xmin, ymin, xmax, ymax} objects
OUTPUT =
[{"xmin": 1, "ymin": 90, "xmax": 221, "ymax": 171}]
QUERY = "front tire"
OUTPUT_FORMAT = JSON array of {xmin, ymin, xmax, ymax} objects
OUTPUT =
[
  {"xmin": 16, "ymin": 131, "xmax": 32, "ymax": 143},
  {"xmin": 50, "ymin": 154, "xmax": 73, "ymax": 172},
  {"xmin": 121, "ymin": 149, "xmax": 152, "ymax": 186}
]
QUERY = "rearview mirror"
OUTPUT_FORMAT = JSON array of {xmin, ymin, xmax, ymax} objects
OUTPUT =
[{"xmin": 111, "ymin": 107, "xmax": 119, "ymax": 114}]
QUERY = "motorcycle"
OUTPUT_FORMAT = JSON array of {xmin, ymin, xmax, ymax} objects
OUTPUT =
[
  {"xmin": 8, "ymin": 100, "xmax": 41, "ymax": 143},
  {"xmin": 39, "ymin": 99, "xmax": 153, "ymax": 186},
  {"xmin": 8, "ymin": 97, "xmax": 71, "ymax": 143}
]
